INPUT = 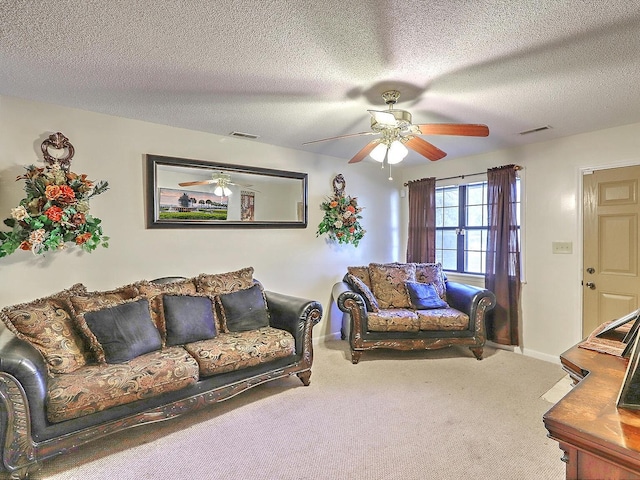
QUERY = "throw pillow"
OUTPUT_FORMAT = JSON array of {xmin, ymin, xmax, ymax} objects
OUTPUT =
[
  {"xmin": 346, "ymin": 266, "xmax": 372, "ymax": 289},
  {"xmin": 413, "ymin": 262, "xmax": 447, "ymax": 300},
  {"xmin": 195, "ymin": 266, "xmax": 254, "ymax": 296},
  {"xmin": 69, "ymin": 285, "xmax": 139, "ymax": 314},
  {"xmin": 368, "ymin": 263, "xmax": 416, "ymax": 309},
  {"xmin": 82, "ymin": 298, "xmax": 162, "ymax": 364},
  {"xmin": 162, "ymin": 294, "xmax": 217, "ymax": 346},
  {"xmin": 217, "ymin": 283, "xmax": 270, "ymax": 332},
  {"xmin": 405, "ymin": 281, "xmax": 449, "ymax": 310},
  {"xmin": 344, "ymin": 274, "xmax": 379, "ymax": 312},
  {"xmin": 136, "ymin": 278, "xmax": 198, "ymax": 342},
  {"xmin": 0, "ymin": 283, "xmax": 89, "ymax": 374}
]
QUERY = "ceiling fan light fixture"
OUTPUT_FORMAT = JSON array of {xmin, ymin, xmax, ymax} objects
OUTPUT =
[
  {"xmin": 214, "ymin": 185, "xmax": 232, "ymax": 196},
  {"xmin": 370, "ymin": 143, "xmax": 387, "ymax": 162},
  {"xmin": 387, "ymin": 140, "xmax": 408, "ymax": 164}
]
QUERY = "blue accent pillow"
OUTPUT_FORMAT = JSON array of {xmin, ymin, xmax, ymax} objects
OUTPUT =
[
  {"xmin": 219, "ymin": 284, "xmax": 270, "ymax": 332},
  {"xmin": 405, "ymin": 281, "xmax": 449, "ymax": 310},
  {"xmin": 83, "ymin": 298, "xmax": 162, "ymax": 363},
  {"xmin": 162, "ymin": 294, "xmax": 217, "ymax": 346}
]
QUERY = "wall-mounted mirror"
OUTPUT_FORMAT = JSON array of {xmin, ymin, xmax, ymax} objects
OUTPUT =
[{"xmin": 146, "ymin": 155, "xmax": 308, "ymax": 229}]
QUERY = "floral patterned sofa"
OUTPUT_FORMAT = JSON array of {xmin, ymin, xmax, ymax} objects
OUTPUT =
[
  {"xmin": 332, "ymin": 262, "xmax": 496, "ymax": 364},
  {"xmin": 0, "ymin": 267, "xmax": 322, "ymax": 479}
]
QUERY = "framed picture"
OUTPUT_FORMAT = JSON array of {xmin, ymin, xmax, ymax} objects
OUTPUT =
[
  {"xmin": 146, "ymin": 154, "xmax": 308, "ymax": 229},
  {"xmin": 158, "ymin": 188, "xmax": 228, "ymax": 221}
]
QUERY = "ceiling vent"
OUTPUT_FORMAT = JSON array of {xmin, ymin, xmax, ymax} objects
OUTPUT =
[
  {"xmin": 229, "ymin": 131, "xmax": 260, "ymax": 139},
  {"xmin": 519, "ymin": 125, "xmax": 552, "ymax": 135}
]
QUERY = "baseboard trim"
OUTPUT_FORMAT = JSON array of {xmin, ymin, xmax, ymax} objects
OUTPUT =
[
  {"xmin": 486, "ymin": 341, "xmax": 560, "ymax": 364},
  {"xmin": 520, "ymin": 348, "xmax": 561, "ymax": 365}
]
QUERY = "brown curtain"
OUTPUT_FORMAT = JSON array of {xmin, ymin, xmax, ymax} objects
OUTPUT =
[
  {"xmin": 485, "ymin": 165, "xmax": 521, "ymax": 345},
  {"xmin": 406, "ymin": 177, "xmax": 436, "ymax": 263}
]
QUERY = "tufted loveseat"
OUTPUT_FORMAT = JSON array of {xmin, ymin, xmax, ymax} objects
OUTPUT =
[
  {"xmin": 333, "ymin": 262, "xmax": 496, "ymax": 364},
  {"xmin": 0, "ymin": 267, "xmax": 322, "ymax": 479}
]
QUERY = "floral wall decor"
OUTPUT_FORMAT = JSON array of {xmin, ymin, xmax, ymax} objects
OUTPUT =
[
  {"xmin": 0, "ymin": 132, "xmax": 109, "ymax": 257},
  {"xmin": 316, "ymin": 174, "xmax": 365, "ymax": 247}
]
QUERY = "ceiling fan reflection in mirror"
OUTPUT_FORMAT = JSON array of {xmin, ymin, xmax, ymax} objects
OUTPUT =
[
  {"xmin": 304, "ymin": 90, "xmax": 489, "ymax": 171},
  {"xmin": 178, "ymin": 172, "xmax": 256, "ymax": 196}
]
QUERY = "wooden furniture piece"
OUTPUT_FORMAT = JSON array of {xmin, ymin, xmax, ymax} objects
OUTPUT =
[{"xmin": 543, "ymin": 342, "xmax": 640, "ymax": 479}]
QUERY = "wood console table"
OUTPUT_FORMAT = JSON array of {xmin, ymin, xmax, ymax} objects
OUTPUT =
[{"xmin": 543, "ymin": 343, "xmax": 640, "ymax": 479}]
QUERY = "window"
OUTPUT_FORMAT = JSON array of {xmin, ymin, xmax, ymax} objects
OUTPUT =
[{"xmin": 435, "ymin": 180, "xmax": 520, "ymax": 274}]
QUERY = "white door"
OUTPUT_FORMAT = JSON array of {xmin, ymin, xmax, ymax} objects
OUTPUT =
[{"xmin": 583, "ymin": 166, "xmax": 640, "ymax": 336}]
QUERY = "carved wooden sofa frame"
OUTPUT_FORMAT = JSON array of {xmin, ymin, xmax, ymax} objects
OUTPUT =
[
  {"xmin": 0, "ymin": 290, "xmax": 322, "ymax": 479},
  {"xmin": 333, "ymin": 279, "xmax": 496, "ymax": 364}
]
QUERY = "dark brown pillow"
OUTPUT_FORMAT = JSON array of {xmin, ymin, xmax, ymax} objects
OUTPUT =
[
  {"xmin": 82, "ymin": 298, "xmax": 162, "ymax": 364},
  {"xmin": 163, "ymin": 294, "xmax": 217, "ymax": 346},
  {"xmin": 217, "ymin": 283, "xmax": 270, "ymax": 332}
]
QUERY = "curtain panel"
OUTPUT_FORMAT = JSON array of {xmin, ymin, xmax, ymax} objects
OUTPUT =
[
  {"xmin": 485, "ymin": 165, "xmax": 521, "ymax": 345},
  {"xmin": 406, "ymin": 177, "xmax": 436, "ymax": 263}
]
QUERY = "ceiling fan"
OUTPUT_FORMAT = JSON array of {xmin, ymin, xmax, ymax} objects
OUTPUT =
[
  {"xmin": 179, "ymin": 172, "xmax": 254, "ymax": 196},
  {"xmin": 304, "ymin": 90, "xmax": 489, "ymax": 165}
]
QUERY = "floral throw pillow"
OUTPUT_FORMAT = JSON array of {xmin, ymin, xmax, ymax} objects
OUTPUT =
[
  {"xmin": 368, "ymin": 263, "xmax": 416, "ymax": 309},
  {"xmin": 344, "ymin": 273, "xmax": 379, "ymax": 312},
  {"xmin": 346, "ymin": 266, "xmax": 372, "ymax": 289},
  {"xmin": 0, "ymin": 283, "xmax": 90, "ymax": 374},
  {"xmin": 413, "ymin": 263, "xmax": 447, "ymax": 300},
  {"xmin": 195, "ymin": 267, "xmax": 254, "ymax": 296},
  {"xmin": 136, "ymin": 278, "xmax": 198, "ymax": 342}
]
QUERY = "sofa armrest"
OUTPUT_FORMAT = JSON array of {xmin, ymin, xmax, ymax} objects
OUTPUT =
[
  {"xmin": 332, "ymin": 281, "xmax": 366, "ymax": 314},
  {"xmin": 445, "ymin": 281, "xmax": 496, "ymax": 326},
  {"xmin": 264, "ymin": 291, "xmax": 322, "ymax": 355},
  {"xmin": 0, "ymin": 326, "xmax": 50, "ymax": 447},
  {"xmin": 332, "ymin": 281, "xmax": 368, "ymax": 342}
]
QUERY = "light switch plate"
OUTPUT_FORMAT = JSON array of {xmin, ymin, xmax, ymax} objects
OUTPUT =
[{"xmin": 552, "ymin": 241, "xmax": 573, "ymax": 254}]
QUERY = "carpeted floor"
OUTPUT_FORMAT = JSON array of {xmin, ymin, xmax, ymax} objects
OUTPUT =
[{"xmin": 6, "ymin": 340, "xmax": 567, "ymax": 480}]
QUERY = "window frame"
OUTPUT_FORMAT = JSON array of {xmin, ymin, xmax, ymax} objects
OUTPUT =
[{"xmin": 435, "ymin": 177, "xmax": 521, "ymax": 275}]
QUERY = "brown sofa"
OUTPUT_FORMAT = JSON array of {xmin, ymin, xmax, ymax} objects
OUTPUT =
[
  {"xmin": 333, "ymin": 262, "xmax": 496, "ymax": 363},
  {"xmin": 0, "ymin": 267, "xmax": 322, "ymax": 479}
]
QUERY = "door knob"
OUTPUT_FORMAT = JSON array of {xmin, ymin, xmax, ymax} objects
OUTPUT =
[
  {"xmin": 585, "ymin": 282, "xmax": 596, "ymax": 290},
  {"xmin": 586, "ymin": 267, "xmax": 595, "ymax": 274}
]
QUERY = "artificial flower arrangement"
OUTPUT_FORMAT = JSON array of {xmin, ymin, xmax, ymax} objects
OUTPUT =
[
  {"xmin": 316, "ymin": 174, "xmax": 365, "ymax": 247},
  {"xmin": 0, "ymin": 133, "xmax": 109, "ymax": 257}
]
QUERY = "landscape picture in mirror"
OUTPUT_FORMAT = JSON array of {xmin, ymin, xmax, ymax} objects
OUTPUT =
[{"xmin": 146, "ymin": 155, "xmax": 308, "ymax": 228}]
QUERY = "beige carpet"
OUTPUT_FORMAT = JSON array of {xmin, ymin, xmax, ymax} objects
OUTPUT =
[{"xmin": 10, "ymin": 341, "xmax": 567, "ymax": 480}]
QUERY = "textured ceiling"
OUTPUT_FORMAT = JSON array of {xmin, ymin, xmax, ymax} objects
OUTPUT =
[{"xmin": 2, "ymin": 1, "xmax": 640, "ymax": 167}]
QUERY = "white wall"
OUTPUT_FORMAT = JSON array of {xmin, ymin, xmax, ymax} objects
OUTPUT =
[
  {"xmin": 0, "ymin": 95, "xmax": 403, "ymax": 341},
  {"xmin": 400, "ymin": 122, "xmax": 640, "ymax": 362}
]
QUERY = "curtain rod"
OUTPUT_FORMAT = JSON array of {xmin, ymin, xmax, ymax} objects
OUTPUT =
[{"xmin": 403, "ymin": 165, "xmax": 522, "ymax": 186}]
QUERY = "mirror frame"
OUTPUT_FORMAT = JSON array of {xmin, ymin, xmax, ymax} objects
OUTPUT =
[{"xmin": 145, "ymin": 154, "xmax": 308, "ymax": 229}]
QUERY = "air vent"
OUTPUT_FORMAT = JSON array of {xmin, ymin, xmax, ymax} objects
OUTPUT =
[
  {"xmin": 519, "ymin": 125, "xmax": 552, "ymax": 135},
  {"xmin": 229, "ymin": 131, "xmax": 260, "ymax": 139}
]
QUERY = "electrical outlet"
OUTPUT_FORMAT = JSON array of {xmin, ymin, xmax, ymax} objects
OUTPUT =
[{"xmin": 552, "ymin": 241, "xmax": 573, "ymax": 254}]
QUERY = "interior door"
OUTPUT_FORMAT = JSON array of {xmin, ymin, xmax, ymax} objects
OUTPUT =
[{"xmin": 583, "ymin": 166, "xmax": 640, "ymax": 336}]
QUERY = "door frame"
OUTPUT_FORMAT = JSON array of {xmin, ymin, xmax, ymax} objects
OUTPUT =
[{"xmin": 577, "ymin": 159, "xmax": 640, "ymax": 341}]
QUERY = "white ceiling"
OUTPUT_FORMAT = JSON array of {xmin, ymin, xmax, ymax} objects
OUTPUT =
[{"xmin": 2, "ymin": 1, "xmax": 640, "ymax": 167}]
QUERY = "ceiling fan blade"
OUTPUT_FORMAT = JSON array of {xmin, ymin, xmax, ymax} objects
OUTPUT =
[
  {"xmin": 416, "ymin": 124, "xmax": 489, "ymax": 137},
  {"xmin": 404, "ymin": 137, "xmax": 447, "ymax": 161},
  {"xmin": 368, "ymin": 110, "xmax": 397, "ymax": 127},
  {"xmin": 302, "ymin": 131, "xmax": 377, "ymax": 145},
  {"xmin": 348, "ymin": 140, "xmax": 380, "ymax": 164},
  {"xmin": 178, "ymin": 180, "xmax": 215, "ymax": 187}
]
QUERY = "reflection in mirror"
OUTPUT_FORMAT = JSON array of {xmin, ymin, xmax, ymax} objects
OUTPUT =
[{"xmin": 146, "ymin": 155, "xmax": 307, "ymax": 228}]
